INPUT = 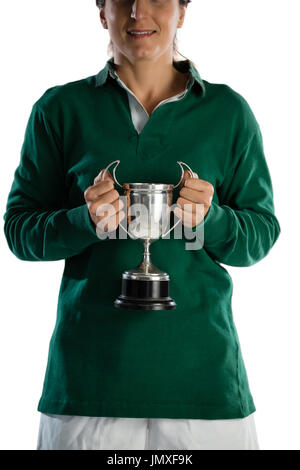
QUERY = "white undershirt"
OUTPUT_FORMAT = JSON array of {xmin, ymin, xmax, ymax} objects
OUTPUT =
[{"xmin": 114, "ymin": 72, "xmax": 188, "ymax": 134}]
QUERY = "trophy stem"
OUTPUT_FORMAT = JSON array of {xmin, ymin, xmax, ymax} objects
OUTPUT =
[
  {"xmin": 143, "ymin": 239, "xmax": 151, "ymax": 268},
  {"xmin": 125, "ymin": 238, "xmax": 167, "ymax": 277}
]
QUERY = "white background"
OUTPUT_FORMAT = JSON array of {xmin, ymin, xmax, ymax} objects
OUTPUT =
[{"xmin": 0, "ymin": 0, "xmax": 298, "ymax": 450}]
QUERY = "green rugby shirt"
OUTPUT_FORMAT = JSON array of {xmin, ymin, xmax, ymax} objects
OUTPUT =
[{"xmin": 3, "ymin": 58, "xmax": 281, "ymax": 419}]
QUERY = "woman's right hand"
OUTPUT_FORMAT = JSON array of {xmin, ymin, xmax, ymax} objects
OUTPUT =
[{"xmin": 84, "ymin": 169, "xmax": 125, "ymax": 234}]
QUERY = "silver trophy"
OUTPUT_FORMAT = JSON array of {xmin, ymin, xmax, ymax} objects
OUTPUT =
[{"xmin": 101, "ymin": 160, "xmax": 195, "ymax": 310}]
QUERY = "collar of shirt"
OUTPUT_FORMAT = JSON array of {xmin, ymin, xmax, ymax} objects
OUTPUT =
[{"xmin": 95, "ymin": 56, "xmax": 206, "ymax": 97}]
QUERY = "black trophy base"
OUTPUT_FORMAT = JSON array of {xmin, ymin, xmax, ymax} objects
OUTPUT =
[{"xmin": 114, "ymin": 277, "xmax": 176, "ymax": 311}]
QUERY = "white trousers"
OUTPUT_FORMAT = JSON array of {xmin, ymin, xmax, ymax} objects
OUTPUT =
[{"xmin": 36, "ymin": 412, "xmax": 259, "ymax": 450}]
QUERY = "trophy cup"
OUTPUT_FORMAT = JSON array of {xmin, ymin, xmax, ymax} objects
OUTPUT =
[{"xmin": 101, "ymin": 160, "xmax": 195, "ymax": 310}]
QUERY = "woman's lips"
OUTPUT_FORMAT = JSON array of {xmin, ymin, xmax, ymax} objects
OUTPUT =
[{"xmin": 127, "ymin": 31, "xmax": 156, "ymax": 39}]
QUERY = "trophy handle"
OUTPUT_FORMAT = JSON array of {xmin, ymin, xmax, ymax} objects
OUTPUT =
[
  {"xmin": 161, "ymin": 161, "xmax": 196, "ymax": 239},
  {"xmin": 101, "ymin": 159, "xmax": 123, "ymax": 188},
  {"xmin": 172, "ymin": 161, "xmax": 195, "ymax": 189},
  {"xmin": 100, "ymin": 159, "xmax": 138, "ymax": 240}
]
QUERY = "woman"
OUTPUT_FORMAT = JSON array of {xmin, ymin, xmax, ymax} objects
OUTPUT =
[{"xmin": 3, "ymin": 0, "xmax": 280, "ymax": 450}]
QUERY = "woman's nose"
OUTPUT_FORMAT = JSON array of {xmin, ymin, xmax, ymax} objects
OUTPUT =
[{"xmin": 130, "ymin": 0, "xmax": 151, "ymax": 19}]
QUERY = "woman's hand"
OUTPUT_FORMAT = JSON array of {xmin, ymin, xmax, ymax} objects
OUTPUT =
[
  {"xmin": 84, "ymin": 169, "xmax": 125, "ymax": 233},
  {"xmin": 174, "ymin": 170, "xmax": 214, "ymax": 228}
]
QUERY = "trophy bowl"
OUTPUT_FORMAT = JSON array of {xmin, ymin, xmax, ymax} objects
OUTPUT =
[{"xmin": 101, "ymin": 160, "xmax": 195, "ymax": 310}]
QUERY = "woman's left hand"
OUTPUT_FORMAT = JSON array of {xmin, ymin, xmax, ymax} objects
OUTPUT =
[{"xmin": 174, "ymin": 170, "xmax": 214, "ymax": 228}]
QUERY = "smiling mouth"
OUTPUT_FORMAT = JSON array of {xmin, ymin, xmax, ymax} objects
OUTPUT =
[{"xmin": 127, "ymin": 31, "xmax": 156, "ymax": 39}]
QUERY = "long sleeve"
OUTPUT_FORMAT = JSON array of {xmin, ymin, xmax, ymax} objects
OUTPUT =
[
  {"xmin": 3, "ymin": 102, "xmax": 100, "ymax": 261},
  {"xmin": 191, "ymin": 117, "xmax": 281, "ymax": 267}
]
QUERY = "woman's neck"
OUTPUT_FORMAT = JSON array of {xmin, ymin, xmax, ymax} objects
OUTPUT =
[{"xmin": 112, "ymin": 56, "xmax": 190, "ymax": 111}]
